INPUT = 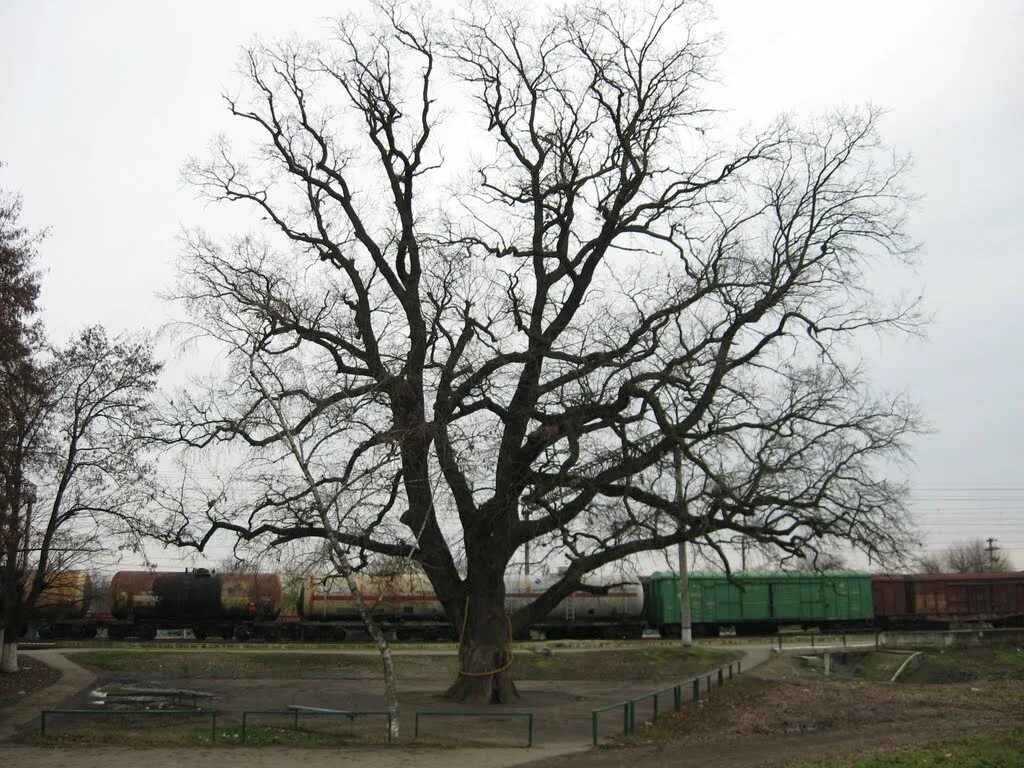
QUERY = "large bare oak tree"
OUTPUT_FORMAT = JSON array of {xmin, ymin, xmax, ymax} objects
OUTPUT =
[{"xmin": 163, "ymin": 1, "xmax": 921, "ymax": 701}]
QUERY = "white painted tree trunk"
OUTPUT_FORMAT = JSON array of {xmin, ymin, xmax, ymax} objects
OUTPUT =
[
  {"xmin": 251, "ymin": 358, "xmax": 400, "ymax": 739},
  {"xmin": 1, "ymin": 641, "xmax": 18, "ymax": 673}
]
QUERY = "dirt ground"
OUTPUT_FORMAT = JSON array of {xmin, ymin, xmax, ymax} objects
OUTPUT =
[
  {"xmin": 520, "ymin": 653, "xmax": 1024, "ymax": 768},
  {"xmin": 0, "ymin": 656, "xmax": 60, "ymax": 710},
  {"xmin": 7, "ymin": 646, "xmax": 736, "ymax": 748},
  {"xmin": 5, "ymin": 644, "xmax": 1022, "ymax": 768}
]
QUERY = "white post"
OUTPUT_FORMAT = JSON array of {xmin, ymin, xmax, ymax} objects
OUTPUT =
[{"xmin": 675, "ymin": 448, "xmax": 692, "ymax": 647}]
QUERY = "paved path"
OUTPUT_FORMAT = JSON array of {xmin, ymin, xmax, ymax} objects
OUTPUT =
[
  {"xmin": 0, "ymin": 649, "xmax": 96, "ymax": 739},
  {"xmin": 0, "ymin": 743, "xmax": 586, "ymax": 768}
]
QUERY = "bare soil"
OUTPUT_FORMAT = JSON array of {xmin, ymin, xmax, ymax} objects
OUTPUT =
[
  {"xmin": 20, "ymin": 646, "xmax": 735, "ymax": 748},
  {"xmin": 0, "ymin": 657, "xmax": 60, "ymax": 710},
  {"xmin": 520, "ymin": 653, "xmax": 1024, "ymax": 768}
]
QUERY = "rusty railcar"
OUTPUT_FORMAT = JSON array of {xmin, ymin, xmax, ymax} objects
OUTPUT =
[
  {"xmin": 108, "ymin": 569, "xmax": 282, "ymax": 640},
  {"xmin": 873, "ymin": 572, "xmax": 1024, "ymax": 628},
  {"xmin": 298, "ymin": 573, "xmax": 645, "ymax": 639}
]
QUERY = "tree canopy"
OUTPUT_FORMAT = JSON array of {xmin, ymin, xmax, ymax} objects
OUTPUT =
[{"xmin": 160, "ymin": 1, "xmax": 923, "ymax": 701}]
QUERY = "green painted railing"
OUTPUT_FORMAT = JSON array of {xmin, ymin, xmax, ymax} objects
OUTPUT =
[
  {"xmin": 591, "ymin": 660, "xmax": 741, "ymax": 745},
  {"xmin": 239, "ymin": 708, "xmax": 394, "ymax": 743},
  {"xmin": 414, "ymin": 710, "xmax": 533, "ymax": 747},
  {"xmin": 40, "ymin": 708, "xmax": 218, "ymax": 739}
]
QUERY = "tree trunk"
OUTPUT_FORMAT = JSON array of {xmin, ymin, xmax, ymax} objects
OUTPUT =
[
  {"xmin": 0, "ymin": 641, "xmax": 16, "ymax": 673},
  {"xmin": 1, "ymin": 612, "xmax": 18, "ymax": 673},
  {"xmin": 444, "ymin": 579, "xmax": 518, "ymax": 704},
  {"xmin": 1, "ymin": 573, "xmax": 21, "ymax": 673}
]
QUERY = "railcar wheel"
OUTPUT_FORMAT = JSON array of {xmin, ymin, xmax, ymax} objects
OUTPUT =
[
  {"xmin": 233, "ymin": 626, "xmax": 251, "ymax": 642},
  {"xmin": 137, "ymin": 624, "xmax": 158, "ymax": 641},
  {"xmin": 193, "ymin": 628, "xmax": 208, "ymax": 642}
]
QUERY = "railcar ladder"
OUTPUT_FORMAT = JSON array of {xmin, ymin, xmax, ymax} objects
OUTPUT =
[{"xmin": 565, "ymin": 600, "xmax": 576, "ymax": 621}]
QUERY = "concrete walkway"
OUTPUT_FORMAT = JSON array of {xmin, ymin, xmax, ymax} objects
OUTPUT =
[{"xmin": 0, "ymin": 649, "xmax": 96, "ymax": 739}]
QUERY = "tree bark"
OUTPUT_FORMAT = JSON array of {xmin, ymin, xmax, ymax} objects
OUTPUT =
[
  {"xmin": 444, "ymin": 576, "xmax": 518, "ymax": 704},
  {"xmin": 1, "ymin": 603, "xmax": 19, "ymax": 673},
  {"xmin": 1, "ymin": 558, "xmax": 21, "ymax": 673},
  {"xmin": 0, "ymin": 641, "xmax": 16, "ymax": 673}
]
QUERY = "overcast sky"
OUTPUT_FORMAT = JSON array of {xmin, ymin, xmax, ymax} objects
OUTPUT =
[{"xmin": 2, "ymin": 0, "xmax": 1023, "ymax": 569}]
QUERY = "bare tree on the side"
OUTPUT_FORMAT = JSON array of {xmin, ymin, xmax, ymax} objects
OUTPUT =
[
  {"xmin": 160, "ymin": 1, "xmax": 922, "ymax": 702},
  {"xmin": 0, "ymin": 186, "xmax": 45, "ymax": 672},
  {"xmin": 947, "ymin": 540, "xmax": 1012, "ymax": 573},
  {"xmin": 1, "ymin": 324, "xmax": 159, "ymax": 672}
]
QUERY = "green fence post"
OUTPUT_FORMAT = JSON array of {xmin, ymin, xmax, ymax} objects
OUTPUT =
[
  {"xmin": 211, "ymin": 711, "xmax": 217, "ymax": 741},
  {"xmin": 652, "ymin": 691, "xmax": 659, "ymax": 721},
  {"xmin": 241, "ymin": 712, "xmax": 248, "ymax": 743},
  {"xmin": 673, "ymin": 685, "xmax": 681, "ymax": 711},
  {"xmin": 623, "ymin": 702, "xmax": 629, "ymax": 735},
  {"xmin": 387, "ymin": 712, "xmax": 393, "ymax": 744},
  {"xmin": 592, "ymin": 710, "xmax": 599, "ymax": 746},
  {"xmin": 527, "ymin": 713, "xmax": 533, "ymax": 747},
  {"xmin": 717, "ymin": 668, "xmax": 724, "ymax": 686},
  {"xmin": 738, "ymin": 659, "xmax": 742, "ymax": 674},
  {"xmin": 692, "ymin": 679, "xmax": 699, "ymax": 701},
  {"xmin": 414, "ymin": 712, "xmax": 421, "ymax": 739},
  {"xmin": 40, "ymin": 711, "xmax": 46, "ymax": 737},
  {"xmin": 706, "ymin": 675, "xmax": 711, "ymax": 694},
  {"xmin": 293, "ymin": 710, "xmax": 299, "ymax": 730}
]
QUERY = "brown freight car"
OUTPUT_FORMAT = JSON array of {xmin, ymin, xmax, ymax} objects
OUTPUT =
[
  {"xmin": 873, "ymin": 572, "xmax": 1024, "ymax": 629},
  {"xmin": 108, "ymin": 568, "xmax": 282, "ymax": 640}
]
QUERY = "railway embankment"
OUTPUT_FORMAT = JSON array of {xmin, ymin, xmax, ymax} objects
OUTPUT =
[{"xmin": 878, "ymin": 626, "xmax": 1024, "ymax": 649}]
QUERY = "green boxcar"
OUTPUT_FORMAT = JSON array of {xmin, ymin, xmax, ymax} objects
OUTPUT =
[{"xmin": 647, "ymin": 571, "xmax": 874, "ymax": 635}]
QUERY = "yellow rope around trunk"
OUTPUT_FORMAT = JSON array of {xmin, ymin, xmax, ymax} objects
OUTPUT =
[{"xmin": 457, "ymin": 595, "xmax": 515, "ymax": 677}]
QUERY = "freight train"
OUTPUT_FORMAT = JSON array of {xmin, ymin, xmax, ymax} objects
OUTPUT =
[
  {"xmin": 25, "ymin": 568, "xmax": 645, "ymax": 641},
  {"xmin": 21, "ymin": 568, "xmax": 1024, "ymax": 641},
  {"xmin": 646, "ymin": 571, "xmax": 1024, "ymax": 636}
]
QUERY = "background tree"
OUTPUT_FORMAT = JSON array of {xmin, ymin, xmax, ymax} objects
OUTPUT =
[
  {"xmin": 0, "ymin": 185, "xmax": 46, "ymax": 672},
  {"xmin": 945, "ymin": 539, "xmax": 1011, "ymax": 573},
  {"xmin": 162, "ymin": 1, "xmax": 922, "ymax": 702},
  {"xmin": 2, "ymin": 325, "xmax": 159, "ymax": 672}
]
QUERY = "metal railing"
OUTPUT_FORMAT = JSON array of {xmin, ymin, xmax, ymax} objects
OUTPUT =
[
  {"xmin": 40, "ymin": 708, "xmax": 218, "ymax": 739},
  {"xmin": 775, "ymin": 630, "xmax": 881, "ymax": 651},
  {"xmin": 239, "ymin": 708, "xmax": 394, "ymax": 743},
  {"xmin": 414, "ymin": 710, "xmax": 534, "ymax": 747},
  {"xmin": 591, "ymin": 660, "xmax": 741, "ymax": 745}
]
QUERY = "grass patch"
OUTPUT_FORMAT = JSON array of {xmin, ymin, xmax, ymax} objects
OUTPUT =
[
  {"xmin": 791, "ymin": 728, "xmax": 1024, "ymax": 767},
  {"xmin": 512, "ymin": 645, "xmax": 733, "ymax": 682},
  {"xmin": 68, "ymin": 646, "xmax": 734, "ymax": 681},
  {"xmin": 895, "ymin": 646, "xmax": 1024, "ymax": 685},
  {"xmin": 855, "ymin": 652, "xmax": 917, "ymax": 682},
  {"xmin": 68, "ymin": 651, "xmax": 385, "ymax": 679}
]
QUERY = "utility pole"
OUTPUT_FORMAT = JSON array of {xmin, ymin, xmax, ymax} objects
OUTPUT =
[
  {"xmin": 740, "ymin": 537, "xmax": 747, "ymax": 571},
  {"xmin": 674, "ymin": 447, "xmax": 692, "ymax": 646},
  {"xmin": 986, "ymin": 537, "xmax": 999, "ymax": 570}
]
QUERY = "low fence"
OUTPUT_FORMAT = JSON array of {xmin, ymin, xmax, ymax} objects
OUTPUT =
[
  {"xmin": 40, "ymin": 708, "xmax": 218, "ymax": 739},
  {"xmin": 591, "ymin": 660, "xmax": 741, "ymax": 745}
]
